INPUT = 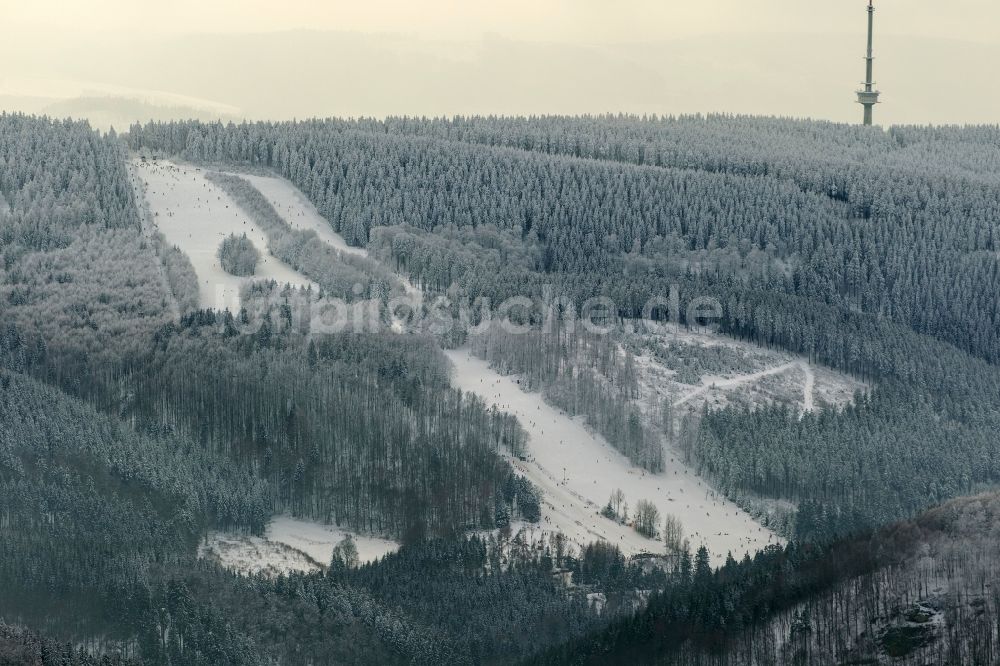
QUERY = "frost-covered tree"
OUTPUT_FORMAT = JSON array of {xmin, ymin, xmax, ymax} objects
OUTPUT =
[
  {"xmin": 218, "ymin": 232, "xmax": 260, "ymax": 276},
  {"xmin": 330, "ymin": 535, "xmax": 360, "ymax": 571}
]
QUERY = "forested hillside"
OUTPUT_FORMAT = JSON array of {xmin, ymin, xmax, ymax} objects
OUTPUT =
[
  {"xmin": 532, "ymin": 491, "xmax": 1000, "ymax": 665},
  {"xmin": 1, "ymin": 113, "xmax": 614, "ymax": 664},
  {"xmin": 1, "ymin": 115, "xmax": 171, "ymax": 375},
  {"xmin": 4, "ymin": 111, "xmax": 1000, "ymax": 664},
  {"xmin": 128, "ymin": 115, "xmax": 1000, "ymax": 540},
  {"xmin": 0, "ymin": 361, "xmax": 576, "ymax": 664},
  {"xmin": 1, "ymin": 114, "xmax": 138, "ymax": 245},
  {"xmin": 127, "ymin": 116, "xmax": 1000, "ymax": 365},
  {"xmin": 0, "ymin": 367, "xmax": 267, "ymax": 661},
  {"xmin": 0, "ymin": 114, "xmax": 535, "ymax": 544}
]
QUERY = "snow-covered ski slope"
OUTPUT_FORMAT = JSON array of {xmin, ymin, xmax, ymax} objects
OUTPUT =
[
  {"xmin": 447, "ymin": 350, "xmax": 782, "ymax": 564},
  {"xmin": 134, "ymin": 159, "xmax": 317, "ymax": 310},
  {"xmin": 147, "ymin": 162, "xmax": 781, "ymax": 567}
]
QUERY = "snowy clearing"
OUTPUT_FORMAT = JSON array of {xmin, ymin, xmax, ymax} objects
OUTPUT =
[
  {"xmin": 625, "ymin": 323, "xmax": 864, "ymax": 419},
  {"xmin": 670, "ymin": 361, "xmax": 801, "ymax": 408},
  {"xmin": 127, "ymin": 161, "xmax": 182, "ymax": 321},
  {"xmin": 133, "ymin": 159, "xmax": 317, "ymax": 310},
  {"xmin": 447, "ymin": 349, "xmax": 782, "ymax": 565},
  {"xmin": 266, "ymin": 515, "xmax": 400, "ymax": 565},
  {"xmin": 199, "ymin": 515, "xmax": 400, "ymax": 577}
]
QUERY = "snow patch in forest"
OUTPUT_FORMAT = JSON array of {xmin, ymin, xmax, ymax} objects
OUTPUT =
[
  {"xmin": 446, "ymin": 349, "xmax": 782, "ymax": 565},
  {"xmin": 132, "ymin": 159, "xmax": 318, "ymax": 310},
  {"xmin": 266, "ymin": 515, "xmax": 400, "ymax": 566},
  {"xmin": 199, "ymin": 516, "xmax": 400, "ymax": 577}
]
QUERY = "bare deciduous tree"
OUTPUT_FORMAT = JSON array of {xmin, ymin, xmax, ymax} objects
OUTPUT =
[{"xmin": 634, "ymin": 499, "xmax": 660, "ymax": 539}]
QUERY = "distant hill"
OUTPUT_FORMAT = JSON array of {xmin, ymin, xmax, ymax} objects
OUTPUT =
[
  {"xmin": 40, "ymin": 95, "xmax": 242, "ymax": 132},
  {"xmin": 0, "ymin": 90, "xmax": 242, "ymax": 132}
]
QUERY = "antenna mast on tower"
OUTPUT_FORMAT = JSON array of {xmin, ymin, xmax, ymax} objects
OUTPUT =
[{"xmin": 856, "ymin": 0, "xmax": 880, "ymax": 125}]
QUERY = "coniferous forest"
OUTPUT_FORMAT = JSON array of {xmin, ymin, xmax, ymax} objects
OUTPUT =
[
  {"xmin": 2, "ymin": 111, "xmax": 1000, "ymax": 664},
  {"xmin": 127, "ymin": 116, "xmax": 1000, "ymax": 534}
]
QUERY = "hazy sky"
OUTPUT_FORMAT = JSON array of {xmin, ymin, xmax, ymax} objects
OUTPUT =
[
  {"xmin": 1, "ymin": 0, "xmax": 997, "ymax": 42},
  {"xmin": 2, "ymin": 1, "xmax": 998, "ymax": 125},
  {"xmin": 5, "ymin": 0, "xmax": 999, "ymax": 43}
]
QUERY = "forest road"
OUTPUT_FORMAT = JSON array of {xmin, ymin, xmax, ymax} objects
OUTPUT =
[{"xmin": 672, "ymin": 359, "xmax": 817, "ymax": 414}]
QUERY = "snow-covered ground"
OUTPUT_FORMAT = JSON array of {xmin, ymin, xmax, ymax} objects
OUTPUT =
[
  {"xmin": 266, "ymin": 515, "xmax": 400, "ymax": 565},
  {"xmin": 127, "ymin": 161, "xmax": 182, "ymax": 322},
  {"xmin": 200, "ymin": 515, "xmax": 400, "ymax": 577},
  {"xmin": 446, "ymin": 349, "xmax": 782, "ymax": 565},
  {"xmin": 671, "ymin": 361, "xmax": 802, "ymax": 408},
  {"xmin": 133, "ymin": 159, "xmax": 318, "ymax": 310}
]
